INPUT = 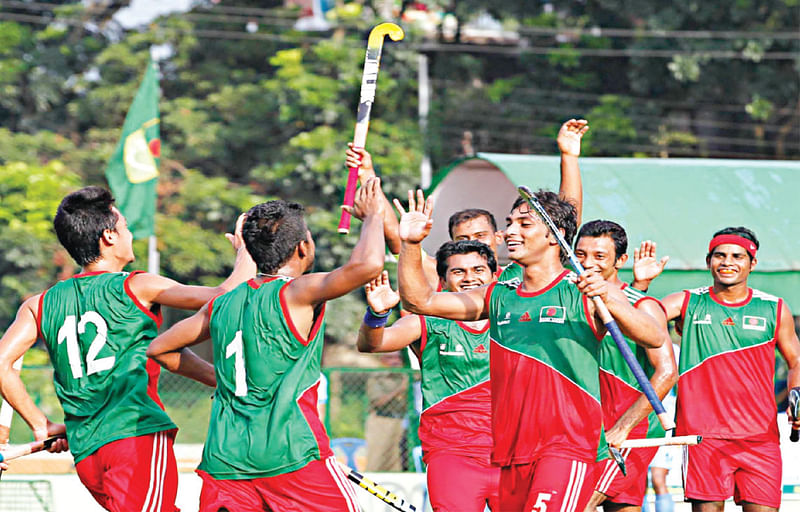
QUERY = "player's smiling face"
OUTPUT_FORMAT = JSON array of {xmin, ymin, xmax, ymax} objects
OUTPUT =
[
  {"xmin": 707, "ymin": 243, "xmax": 755, "ymax": 286},
  {"xmin": 504, "ymin": 206, "xmax": 552, "ymax": 264},
  {"xmin": 451, "ymin": 217, "xmax": 502, "ymax": 256},
  {"xmin": 575, "ymin": 235, "xmax": 626, "ymax": 280},
  {"xmin": 442, "ymin": 252, "xmax": 492, "ymax": 292}
]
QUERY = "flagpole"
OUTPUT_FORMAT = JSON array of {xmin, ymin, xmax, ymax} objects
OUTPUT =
[
  {"xmin": 148, "ymin": 54, "xmax": 160, "ymax": 276},
  {"xmin": 148, "ymin": 235, "xmax": 159, "ymax": 274}
]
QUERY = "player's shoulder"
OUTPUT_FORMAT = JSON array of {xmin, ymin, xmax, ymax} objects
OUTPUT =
[
  {"xmin": 686, "ymin": 286, "xmax": 711, "ymax": 296},
  {"xmin": 20, "ymin": 293, "xmax": 43, "ymax": 313},
  {"xmin": 750, "ymin": 288, "xmax": 780, "ymax": 303},
  {"xmin": 621, "ymin": 284, "xmax": 646, "ymax": 302},
  {"xmin": 496, "ymin": 277, "xmax": 522, "ymax": 290}
]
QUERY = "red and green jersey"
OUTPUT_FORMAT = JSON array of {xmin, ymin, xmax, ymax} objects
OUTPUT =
[
  {"xmin": 486, "ymin": 270, "xmax": 607, "ymax": 466},
  {"xmin": 38, "ymin": 271, "xmax": 174, "ymax": 463},
  {"xmin": 417, "ymin": 316, "xmax": 491, "ymax": 463},
  {"xmin": 497, "ymin": 261, "xmax": 523, "ymax": 283},
  {"xmin": 598, "ymin": 284, "xmax": 666, "ymax": 440},
  {"xmin": 199, "ymin": 277, "xmax": 331, "ymax": 479},
  {"xmin": 675, "ymin": 286, "xmax": 781, "ymax": 441}
]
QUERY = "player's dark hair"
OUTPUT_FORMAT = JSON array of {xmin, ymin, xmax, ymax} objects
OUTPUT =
[
  {"xmin": 448, "ymin": 209, "xmax": 498, "ymax": 238},
  {"xmin": 511, "ymin": 191, "xmax": 577, "ymax": 265},
  {"xmin": 435, "ymin": 240, "xmax": 497, "ymax": 279},
  {"xmin": 707, "ymin": 226, "xmax": 759, "ymax": 261},
  {"xmin": 54, "ymin": 186, "xmax": 119, "ymax": 266},
  {"xmin": 576, "ymin": 220, "xmax": 628, "ymax": 260},
  {"xmin": 243, "ymin": 200, "xmax": 308, "ymax": 274}
]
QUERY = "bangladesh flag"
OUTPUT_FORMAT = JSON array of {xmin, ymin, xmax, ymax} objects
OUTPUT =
[{"xmin": 105, "ymin": 60, "xmax": 161, "ymax": 239}]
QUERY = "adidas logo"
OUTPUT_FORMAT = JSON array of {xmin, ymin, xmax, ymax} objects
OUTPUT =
[
  {"xmin": 473, "ymin": 344, "xmax": 488, "ymax": 354},
  {"xmin": 722, "ymin": 317, "xmax": 735, "ymax": 326},
  {"xmin": 520, "ymin": 312, "xmax": 532, "ymax": 322}
]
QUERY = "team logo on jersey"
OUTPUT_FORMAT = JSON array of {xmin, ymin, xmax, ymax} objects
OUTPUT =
[
  {"xmin": 439, "ymin": 343, "xmax": 465, "ymax": 357},
  {"xmin": 742, "ymin": 315, "xmax": 767, "ymax": 331},
  {"xmin": 520, "ymin": 311, "xmax": 532, "ymax": 322},
  {"xmin": 473, "ymin": 344, "xmax": 488, "ymax": 354},
  {"xmin": 498, "ymin": 312, "xmax": 511, "ymax": 325},
  {"xmin": 692, "ymin": 313, "xmax": 712, "ymax": 325},
  {"xmin": 539, "ymin": 306, "xmax": 566, "ymax": 324},
  {"xmin": 722, "ymin": 317, "xmax": 736, "ymax": 326}
]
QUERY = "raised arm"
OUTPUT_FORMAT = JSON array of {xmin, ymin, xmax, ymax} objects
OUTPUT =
[
  {"xmin": 146, "ymin": 305, "xmax": 216, "ymax": 387},
  {"xmin": 357, "ymin": 271, "xmax": 423, "ymax": 353},
  {"xmin": 605, "ymin": 300, "xmax": 678, "ymax": 448},
  {"xmin": 0, "ymin": 296, "xmax": 68, "ymax": 451},
  {"xmin": 346, "ymin": 145, "xmax": 440, "ymax": 288},
  {"xmin": 285, "ymin": 177, "xmax": 385, "ymax": 308},
  {"xmin": 776, "ymin": 300, "xmax": 800, "ymax": 432},
  {"xmin": 557, "ymin": 119, "xmax": 588, "ymax": 224},
  {"xmin": 396, "ymin": 190, "xmax": 487, "ymax": 321},
  {"xmin": 129, "ymin": 213, "xmax": 257, "ymax": 311},
  {"xmin": 347, "ymin": 145, "xmax": 401, "ymax": 255}
]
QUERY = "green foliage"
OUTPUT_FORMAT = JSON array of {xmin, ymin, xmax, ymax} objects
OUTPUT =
[
  {"xmin": 0, "ymin": 161, "xmax": 80, "ymax": 322},
  {"xmin": 580, "ymin": 96, "xmax": 638, "ymax": 156},
  {"xmin": 746, "ymin": 94, "xmax": 775, "ymax": 121}
]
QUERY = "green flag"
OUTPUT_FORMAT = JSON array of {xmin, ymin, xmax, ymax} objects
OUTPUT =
[{"xmin": 105, "ymin": 60, "xmax": 161, "ymax": 239}]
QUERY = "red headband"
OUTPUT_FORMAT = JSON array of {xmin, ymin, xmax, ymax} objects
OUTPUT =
[{"xmin": 708, "ymin": 234, "xmax": 757, "ymax": 258}]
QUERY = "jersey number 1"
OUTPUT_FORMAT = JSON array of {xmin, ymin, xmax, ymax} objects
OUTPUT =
[
  {"xmin": 57, "ymin": 312, "xmax": 115, "ymax": 379},
  {"xmin": 226, "ymin": 330, "xmax": 247, "ymax": 397}
]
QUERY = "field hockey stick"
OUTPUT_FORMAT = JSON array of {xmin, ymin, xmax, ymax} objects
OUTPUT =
[
  {"xmin": 0, "ymin": 434, "xmax": 67, "ymax": 464},
  {"xmin": 338, "ymin": 22, "xmax": 404, "ymax": 235},
  {"xmin": 620, "ymin": 435, "xmax": 702, "ymax": 449},
  {"xmin": 789, "ymin": 387, "xmax": 800, "ymax": 442},
  {"xmin": 342, "ymin": 464, "xmax": 417, "ymax": 512},
  {"xmin": 517, "ymin": 186, "xmax": 675, "ymax": 431}
]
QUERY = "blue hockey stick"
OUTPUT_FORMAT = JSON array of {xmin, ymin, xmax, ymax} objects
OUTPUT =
[{"xmin": 517, "ymin": 185, "xmax": 674, "ymax": 431}]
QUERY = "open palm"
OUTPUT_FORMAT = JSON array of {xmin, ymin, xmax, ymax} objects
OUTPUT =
[
  {"xmin": 365, "ymin": 271, "xmax": 400, "ymax": 313},
  {"xmin": 394, "ymin": 189, "xmax": 434, "ymax": 243},
  {"xmin": 633, "ymin": 240, "xmax": 669, "ymax": 283}
]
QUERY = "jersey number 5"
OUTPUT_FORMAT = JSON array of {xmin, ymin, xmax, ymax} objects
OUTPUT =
[
  {"xmin": 530, "ymin": 492, "xmax": 552, "ymax": 512},
  {"xmin": 57, "ymin": 312, "xmax": 115, "ymax": 379}
]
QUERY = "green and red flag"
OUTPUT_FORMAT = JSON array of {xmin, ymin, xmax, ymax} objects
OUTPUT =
[{"xmin": 105, "ymin": 60, "xmax": 161, "ymax": 239}]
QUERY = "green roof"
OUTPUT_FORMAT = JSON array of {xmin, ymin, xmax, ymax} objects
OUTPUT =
[{"xmin": 427, "ymin": 153, "xmax": 800, "ymax": 310}]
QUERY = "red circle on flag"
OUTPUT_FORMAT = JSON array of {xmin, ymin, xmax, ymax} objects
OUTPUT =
[
  {"xmin": 149, "ymin": 138, "xmax": 161, "ymax": 157},
  {"xmin": 546, "ymin": 307, "xmax": 556, "ymax": 316},
  {"xmin": 748, "ymin": 317, "xmax": 757, "ymax": 325}
]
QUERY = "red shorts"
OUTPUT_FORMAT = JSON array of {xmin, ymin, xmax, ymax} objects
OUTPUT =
[
  {"xmin": 683, "ymin": 437, "xmax": 781, "ymax": 508},
  {"xmin": 197, "ymin": 456, "xmax": 361, "ymax": 512},
  {"xmin": 75, "ymin": 430, "xmax": 178, "ymax": 512},
  {"xmin": 594, "ymin": 446, "xmax": 658, "ymax": 505},
  {"xmin": 499, "ymin": 455, "xmax": 599, "ymax": 512},
  {"xmin": 426, "ymin": 452, "xmax": 500, "ymax": 512}
]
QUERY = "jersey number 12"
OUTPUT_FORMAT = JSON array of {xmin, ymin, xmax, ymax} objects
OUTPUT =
[{"xmin": 57, "ymin": 312, "xmax": 115, "ymax": 379}]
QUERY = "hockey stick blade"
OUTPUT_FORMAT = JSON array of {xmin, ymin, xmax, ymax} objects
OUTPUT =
[{"xmin": 344, "ymin": 465, "xmax": 417, "ymax": 512}]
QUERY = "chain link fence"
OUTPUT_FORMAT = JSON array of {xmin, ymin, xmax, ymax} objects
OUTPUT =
[
  {"xmin": 0, "ymin": 480, "xmax": 54, "ymax": 511},
  {"xmin": 324, "ymin": 368, "xmax": 421, "ymax": 473}
]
